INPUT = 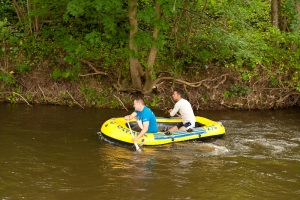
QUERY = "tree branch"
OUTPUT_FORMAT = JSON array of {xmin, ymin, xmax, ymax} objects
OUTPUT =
[
  {"xmin": 152, "ymin": 74, "xmax": 228, "ymax": 90},
  {"xmin": 79, "ymin": 59, "xmax": 107, "ymax": 76},
  {"xmin": 113, "ymin": 94, "xmax": 128, "ymax": 111},
  {"xmin": 66, "ymin": 91, "xmax": 84, "ymax": 109},
  {"xmin": 12, "ymin": 92, "xmax": 32, "ymax": 107}
]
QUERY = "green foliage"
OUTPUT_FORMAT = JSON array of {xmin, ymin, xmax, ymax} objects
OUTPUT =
[
  {"xmin": 21, "ymin": 36, "xmax": 53, "ymax": 65},
  {"xmin": 224, "ymin": 84, "xmax": 251, "ymax": 98},
  {"xmin": 149, "ymin": 94, "xmax": 162, "ymax": 107},
  {"xmin": 80, "ymin": 85, "xmax": 98, "ymax": 105},
  {"xmin": 0, "ymin": 19, "xmax": 16, "ymax": 85},
  {"xmin": 51, "ymin": 67, "xmax": 79, "ymax": 80},
  {"xmin": 0, "ymin": 0, "xmax": 16, "ymax": 22},
  {"xmin": 282, "ymin": 0, "xmax": 300, "ymax": 32},
  {"xmin": 16, "ymin": 62, "xmax": 32, "ymax": 73},
  {"xmin": 0, "ymin": 18, "xmax": 10, "ymax": 40},
  {"xmin": 0, "ymin": 71, "xmax": 15, "ymax": 85},
  {"xmin": 6, "ymin": 93, "xmax": 18, "ymax": 103},
  {"xmin": 0, "ymin": 0, "xmax": 299, "ymax": 101},
  {"xmin": 5, "ymin": 89, "xmax": 21, "ymax": 103},
  {"xmin": 80, "ymin": 84, "xmax": 119, "ymax": 107}
]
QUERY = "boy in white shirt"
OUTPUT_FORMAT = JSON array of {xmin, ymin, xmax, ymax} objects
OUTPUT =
[{"xmin": 166, "ymin": 89, "xmax": 196, "ymax": 134}]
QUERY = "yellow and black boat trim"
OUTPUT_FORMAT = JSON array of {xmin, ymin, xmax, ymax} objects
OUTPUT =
[{"xmin": 100, "ymin": 116, "xmax": 225, "ymax": 146}]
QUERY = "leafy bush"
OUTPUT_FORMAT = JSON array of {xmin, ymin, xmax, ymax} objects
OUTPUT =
[{"xmin": 224, "ymin": 84, "xmax": 251, "ymax": 98}]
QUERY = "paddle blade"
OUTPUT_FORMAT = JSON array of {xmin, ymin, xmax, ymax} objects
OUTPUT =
[{"xmin": 134, "ymin": 143, "xmax": 142, "ymax": 152}]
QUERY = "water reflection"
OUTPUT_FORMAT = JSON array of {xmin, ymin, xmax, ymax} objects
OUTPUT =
[{"xmin": 97, "ymin": 138, "xmax": 230, "ymax": 193}]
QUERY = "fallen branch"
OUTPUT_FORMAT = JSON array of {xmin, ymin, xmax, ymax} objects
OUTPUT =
[
  {"xmin": 38, "ymin": 84, "xmax": 47, "ymax": 102},
  {"xmin": 0, "ymin": 67, "xmax": 9, "ymax": 75},
  {"xmin": 113, "ymin": 94, "xmax": 128, "ymax": 111},
  {"xmin": 276, "ymin": 92, "xmax": 300, "ymax": 103},
  {"xmin": 66, "ymin": 91, "xmax": 84, "ymax": 109},
  {"xmin": 79, "ymin": 59, "xmax": 108, "ymax": 76},
  {"xmin": 79, "ymin": 72, "xmax": 107, "ymax": 77},
  {"xmin": 12, "ymin": 92, "xmax": 32, "ymax": 107}
]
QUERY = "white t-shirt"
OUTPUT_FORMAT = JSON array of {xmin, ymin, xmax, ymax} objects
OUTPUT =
[{"xmin": 170, "ymin": 99, "xmax": 196, "ymax": 125}]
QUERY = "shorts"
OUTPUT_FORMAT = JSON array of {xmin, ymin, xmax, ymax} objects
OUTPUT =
[{"xmin": 176, "ymin": 122, "xmax": 195, "ymax": 129}]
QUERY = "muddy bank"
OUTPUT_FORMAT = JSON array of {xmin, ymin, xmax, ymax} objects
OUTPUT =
[{"xmin": 0, "ymin": 67, "xmax": 299, "ymax": 110}]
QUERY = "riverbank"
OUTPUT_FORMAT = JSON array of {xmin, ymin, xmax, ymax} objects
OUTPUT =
[{"xmin": 1, "ymin": 67, "xmax": 299, "ymax": 110}]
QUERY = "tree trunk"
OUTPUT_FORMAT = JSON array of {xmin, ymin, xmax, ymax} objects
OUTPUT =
[
  {"xmin": 271, "ymin": 0, "xmax": 280, "ymax": 28},
  {"xmin": 291, "ymin": 1, "xmax": 300, "ymax": 51},
  {"xmin": 12, "ymin": 0, "xmax": 25, "ymax": 24},
  {"xmin": 143, "ymin": 1, "xmax": 161, "ymax": 93},
  {"xmin": 12, "ymin": 0, "xmax": 39, "ymax": 35},
  {"xmin": 296, "ymin": 2, "xmax": 300, "ymax": 30},
  {"xmin": 128, "ymin": 0, "xmax": 143, "ymax": 90}
]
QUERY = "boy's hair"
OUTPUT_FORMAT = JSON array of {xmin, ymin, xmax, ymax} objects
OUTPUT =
[
  {"xmin": 134, "ymin": 97, "xmax": 144, "ymax": 105},
  {"xmin": 173, "ymin": 88, "xmax": 184, "ymax": 97}
]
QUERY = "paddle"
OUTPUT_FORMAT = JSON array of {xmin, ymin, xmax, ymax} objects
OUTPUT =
[{"xmin": 127, "ymin": 121, "xmax": 142, "ymax": 152}]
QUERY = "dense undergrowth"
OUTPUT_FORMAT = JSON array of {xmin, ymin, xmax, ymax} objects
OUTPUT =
[
  {"xmin": 0, "ymin": 64, "xmax": 299, "ymax": 110},
  {"xmin": 0, "ymin": 0, "xmax": 299, "ymax": 110}
]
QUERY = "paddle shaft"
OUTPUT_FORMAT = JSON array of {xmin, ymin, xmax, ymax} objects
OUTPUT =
[{"xmin": 127, "ymin": 121, "xmax": 141, "ymax": 151}]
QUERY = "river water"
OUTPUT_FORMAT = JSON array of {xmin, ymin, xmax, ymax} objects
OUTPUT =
[{"xmin": 0, "ymin": 104, "xmax": 299, "ymax": 199}]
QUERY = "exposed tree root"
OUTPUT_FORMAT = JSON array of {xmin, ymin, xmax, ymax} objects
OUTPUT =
[
  {"xmin": 153, "ymin": 73, "xmax": 228, "ymax": 90},
  {"xmin": 0, "ymin": 67, "xmax": 299, "ymax": 110}
]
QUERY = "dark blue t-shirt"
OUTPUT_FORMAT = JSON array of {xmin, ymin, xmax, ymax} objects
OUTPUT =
[{"xmin": 134, "ymin": 106, "xmax": 158, "ymax": 133}]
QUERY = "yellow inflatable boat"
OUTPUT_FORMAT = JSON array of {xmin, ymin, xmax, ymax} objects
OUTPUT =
[{"xmin": 100, "ymin": 116, "xmax": 225, "ymax": 146}]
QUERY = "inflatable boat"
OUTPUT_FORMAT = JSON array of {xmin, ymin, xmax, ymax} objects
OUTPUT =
[{"xmin": 100, "ymin": 116, "xmax": 225, "ymax": 146}]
